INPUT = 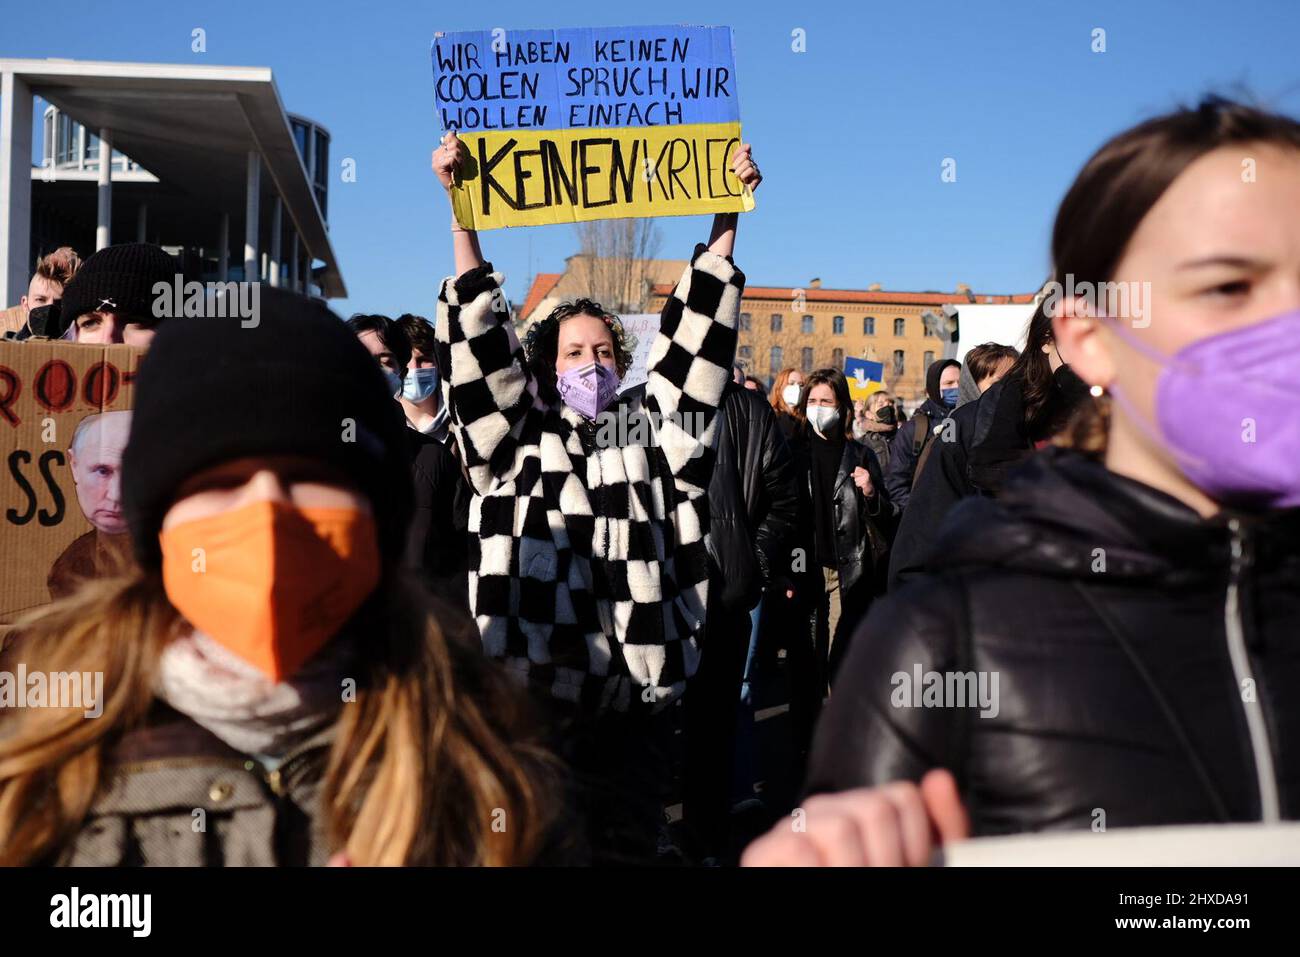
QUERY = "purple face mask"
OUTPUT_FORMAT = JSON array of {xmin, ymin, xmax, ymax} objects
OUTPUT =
[
  {"xmin": 1109, "ymin": 309, "xmax": 1300, "ymax": 510},
  {"xmin": 555, "ymin": 361, "xmax": 621, "ymax": 420}
]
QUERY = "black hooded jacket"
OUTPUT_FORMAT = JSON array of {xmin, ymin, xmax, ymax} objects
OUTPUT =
[
  {"xmin": 806, "ymin": 447, "xmax": 1300, "ymax": 834},
  {"xmin": 883, "ymin": 359, "xmax": 959, "ymax": 510}
]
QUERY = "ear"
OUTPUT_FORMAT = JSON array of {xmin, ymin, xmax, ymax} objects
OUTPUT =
[{"xmin": 1051, "ymin": 294, "xmax": 1114, "ymax": 390}]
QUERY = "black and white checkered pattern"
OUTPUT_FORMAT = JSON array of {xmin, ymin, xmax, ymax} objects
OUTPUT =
[{"xmin": 433, "ymin": 245, "xmax": 743, "ymax": 713}]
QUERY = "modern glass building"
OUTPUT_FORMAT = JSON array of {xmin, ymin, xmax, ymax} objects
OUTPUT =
[{"xmin": 1, "ymin": 58, "xmax": 346, "ymax": 306}]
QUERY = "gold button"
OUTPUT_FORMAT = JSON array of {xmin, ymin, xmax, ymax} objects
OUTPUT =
[{"xmin": 209, "ymin": 781, "xmax": 234, "ymax": 803}]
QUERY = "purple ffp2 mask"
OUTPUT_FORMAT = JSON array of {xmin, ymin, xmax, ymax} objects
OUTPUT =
[
  {"xmin": 1109, "ymin": 309, "xmax": 1300, "ymax": 510},
  {"xmin": 556, "ymin": 361, "xmax": 621, "ymax": 420}
]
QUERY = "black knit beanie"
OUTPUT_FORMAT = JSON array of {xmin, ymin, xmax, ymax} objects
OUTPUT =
[
  {"xmin": 60, "ymin": 243, "xmax": 178, "ymax": 324},
  {"xmin": 121, "ymin": 286, "xmax": 413, "ymax": 570}
]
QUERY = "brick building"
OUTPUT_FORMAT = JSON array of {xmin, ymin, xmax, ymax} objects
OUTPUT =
[{"xmin": 520, "ymin": 263, "xmax": 1034, "ymax": 406}]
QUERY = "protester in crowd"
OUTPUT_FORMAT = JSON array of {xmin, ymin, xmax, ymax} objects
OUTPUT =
[
  {"xmin": 884, "ymin": 358, "xmax": 960, "ymax": 510},
  {"xmin": 887, "ymin": 303, "xmax": 1091, "ymax": 585},
  {"xmin": 855, "ymin": 390, "xmax": 899, "ymax": 473},
  {"xmin": 954, "ymin": 342, "xmax": 1018, "ymax": 408},
  {"xmin": 967, "ymin": 342, "xmax": 1019, "ymax": 393},
  {"xmin": 430, "ymin": 130, "xmax": 761, "ymax": 861},
  {"xmin": 768, "ymin": 367, "xmax": 806, "ymax": 440},
  {"xmin": 0, "ymin": 287, "xmax": 563, "ymax": 866},
  {"xmin": 58, "ymin": 243, "xmax": 177, "ymax": 346},
  {"xmin": 743, "ymin": 375, "xmax": 764, "ymax": 392},
  {"xmin": 744, "ymin": 97, "xmax": 1300, "ymax": 866},
  {"xmin": 683, "ymin": 376, "xmax": 799, "ymax": 864},
  {"xmin": 2, "ymin": 246, "xmax": 81, "ymax": 337},
  {"xmin": 396, "ymin": 313, "xmax": 450, "ymax": 444},
  {"xmin": 790, "ymin": 368, "xmax": 892, "ymax": 695},
  {"xmin": 347, "ymin": 313, "xmax": 467, "ymax": 609}
]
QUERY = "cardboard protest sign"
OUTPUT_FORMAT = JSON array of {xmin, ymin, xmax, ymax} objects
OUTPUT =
[
  {"xmin": 0, "ymin": 340, "xmax": 143, "ymax": 622},
  {"xmin": 844, "ymin": 357, "xmax": 885, "ymax": 400},
  {"xmin": 614, "ymin": 313, "xmax": 660, "ymax": 394},
  {"xmin": 431, "ymin": 25, "xmax": 754, "ymax": 230}
]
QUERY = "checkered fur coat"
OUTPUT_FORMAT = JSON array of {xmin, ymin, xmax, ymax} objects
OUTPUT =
[{"xmin": 433, "ymin": 244, "xmax": 743, "ymax": 712}]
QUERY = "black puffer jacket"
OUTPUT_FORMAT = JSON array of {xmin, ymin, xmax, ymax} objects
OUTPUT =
[
  {"xmin": 807, "ymin": 447, "xmax": 1300, "ymax": 833},
  {"xmin": 706, "ymin": 382, "xmax": 801, "ymax": 614}
]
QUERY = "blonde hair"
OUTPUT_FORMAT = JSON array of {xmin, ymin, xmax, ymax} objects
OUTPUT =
[{"xmin": 0, "ymin": 572, "xmax": 560, "ymax": 866}]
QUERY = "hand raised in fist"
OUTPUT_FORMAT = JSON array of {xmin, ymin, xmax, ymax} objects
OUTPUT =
[
  {"xmin": 432, "ymin": 131, "xmax": 468, "ymax": 191},
  {"xmin": 732, "ymin": 142, "xmax": 762, "ymax": 195}
]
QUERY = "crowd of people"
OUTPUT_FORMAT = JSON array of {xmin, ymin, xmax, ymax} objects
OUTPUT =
[{"xmin": 0, "ymin": 96, "xmax": 1297, "ymax": 867}]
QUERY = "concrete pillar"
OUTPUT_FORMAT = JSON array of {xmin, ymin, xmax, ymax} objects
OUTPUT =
[
  {"xmin": 268, "ymin": 196, "xmax": 281, "ymax": 287},
  {"xmin": 1, "ymin": 70, "xmax": 33, "ymax": 309},
  {"xmin": 96, "ymin": 128, "xmax": 112, "ymax": 250},
  {"xmin": 217, "ymin": 213, "xmax": 229, "ymax": 281},
  {"xmin": 244, "ymin": 151, "xmax": 260, "ymax": 281},
  {"xmin": 289, "ymin": 233, "xmax": 299, "ymax": 291},
  {"xmin": 136, "ymin": 203, "xmax": 147, "ymax": 243}
]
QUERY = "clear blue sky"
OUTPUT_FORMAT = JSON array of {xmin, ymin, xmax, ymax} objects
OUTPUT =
[{"xmin": 7, "ymin": 0, "xmax": 1299, "ymax": 316}]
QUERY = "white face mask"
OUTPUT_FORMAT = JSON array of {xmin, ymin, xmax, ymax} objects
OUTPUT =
[
  {"xmin": 806, "ymin": 404, "xmax": 839, "ymax": 434},
  {"xmin": 782, "ymin": 383, "xmax": 803, "ymax": 407}
]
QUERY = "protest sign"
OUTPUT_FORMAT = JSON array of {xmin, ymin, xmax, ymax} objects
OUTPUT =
[
  {"xmin": 614, "ymin": 313, "xmax": 660, "ymax": 394},
  {"xmin": 844, "ymin": 356, "xmax": 885, "ymax": 400},
  {"xmin": 0, "ymin": 340, "xmax": 142, "ymax": 623},
  {"xmin": 431, "ymin": 25, "xmax": 754, "ymax": 230}
]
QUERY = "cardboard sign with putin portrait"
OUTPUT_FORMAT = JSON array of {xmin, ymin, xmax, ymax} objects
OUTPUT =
[{"xmin": 0, "ymin": 339, "xmax": 143, "ymax": 622}]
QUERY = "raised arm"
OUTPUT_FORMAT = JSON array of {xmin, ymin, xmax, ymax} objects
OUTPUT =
[
  {"xmin": 705, "ymin": 143, "xmax": 759, "ymax": 259},
  {"xmin": 645, "ymin": 145, "xmax": 762, "ymax": 491},
  {"xmin": 433, "ymin": 131, "xmax": 485, "ymax": 277}
]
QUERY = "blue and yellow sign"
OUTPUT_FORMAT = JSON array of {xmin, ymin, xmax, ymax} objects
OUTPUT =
[
  {"xmin": 431, "ymin": 25, "xmax": 754, "ymax": 230},
  {"xmin": 844, "ymin": 357, "xmax": 885, "ymax": 400}
]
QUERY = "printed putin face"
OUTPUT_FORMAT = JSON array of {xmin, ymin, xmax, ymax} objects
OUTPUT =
[{"xmin": 68, "ymin": 411, "xmax": 133, "ymax": 535}]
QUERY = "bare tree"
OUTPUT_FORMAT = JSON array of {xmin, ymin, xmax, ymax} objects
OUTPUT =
[{"xmin": 572, "ymin": 218, "xmax": 663, "ymax": 313}]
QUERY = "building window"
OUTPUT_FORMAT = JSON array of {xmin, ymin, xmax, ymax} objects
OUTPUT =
[
  {"xmin": 739, "ymin": 345, "xmax": 752, "ymax": 360},
  {"xmin": 832, "ymin": 348, "xmax": 844, "ymax": 367},
  {"xmin": 833, "ymin": 316, "xmax": 844, "ymax": 335},
  {"xmin": 894, "ymin": 317, "xmax": 906, "ymax": 337},
  {"xmin": 864, "ymin": 316, "xmax": 875, "ymax": 336},
  {"xmin": 56, "ymin": 113, "xmax": 74, "ymax": 166},
  {"xmin": 771, "ymin": 313, "xmax": 783, "ymax": 333},
  {"xmin": 801, "ymin": 315, "xmax": 814, "ymax": 334},
  {"xmin": 739, "ymin": 312, "xmax": 751, "ymax": 331},
  {"xmin": 770, "ymin": 345, "xmax": 783, "ymax": 372},
  {"xmin": 924, "ymin": 321, "xmax": 935, "ymax": 337},
  {"xmin": 893, "ymin": 350, "xmax": 905, "ymax": 376},
  {"xmin": 801, "ymin": 347, "xmax": 814, "ymax": 373},
  {"xmin": 924, "ymin": 351, "xmax": 935, "ymax": 369}
]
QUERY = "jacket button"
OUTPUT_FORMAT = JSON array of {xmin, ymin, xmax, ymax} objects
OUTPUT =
[{"xmin": 209, "ymin": 781, "xmax": 234, "ymax": 803}]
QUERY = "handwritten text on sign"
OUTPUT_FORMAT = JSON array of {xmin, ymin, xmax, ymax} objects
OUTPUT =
[{"xmin": 431, "ymin": 25, "xmax": 753, "ymax": 230}]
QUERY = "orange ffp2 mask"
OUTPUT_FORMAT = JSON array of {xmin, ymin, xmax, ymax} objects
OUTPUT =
[{"xmin": 160, "ymin": 500, "xmax": 381, "ymax": 682}]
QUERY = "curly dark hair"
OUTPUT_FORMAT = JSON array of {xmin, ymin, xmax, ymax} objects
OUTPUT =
[{"xmin": 521, "ymin": 298, "xmax": 637, "ymax": 396}]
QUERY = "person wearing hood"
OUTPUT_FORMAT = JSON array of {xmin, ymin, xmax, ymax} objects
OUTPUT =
[
  {"xmin": 883, "ymin": 358, "xmax": 960, "ymax": 510},
  {"xmin": 887, "ymin": 305, "xmax": 1091, "ymax": 586},
  {"xmin": 743, "ymin": 97, "xmax": 1300, "ymax": 866}
]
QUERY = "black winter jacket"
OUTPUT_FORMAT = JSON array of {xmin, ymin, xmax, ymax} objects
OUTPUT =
[
  {"xmin": 887, "ymin": 376, "xmax": 1033, "ymax": 586},
  {"xmin": 790, "ymin": 429, "xmax": 893, "ymax": 599},
  {"xmin": 706, "ymin": 382, "xmax": 801, "ymax": 614},
  {"xmin": 404, "ymin": 427, "xmax": 470, "ymax": 611},
  {"xmin": 883, "ymin": 397, "xmax": 951, "ymax": 510},
  {"xmin": 807, "ymin": 447, "xmax": 1300, "ymax": 833}
]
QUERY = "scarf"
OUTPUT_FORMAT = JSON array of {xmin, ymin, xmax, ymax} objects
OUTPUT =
[{"xmin": 155, "ymin": 630, "xmax": 353, "ymax": 761}]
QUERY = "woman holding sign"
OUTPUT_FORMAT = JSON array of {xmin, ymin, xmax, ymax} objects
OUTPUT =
[{"xmin": 432, "ymin": 131, "xmax": 760, "ymax": 861}]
